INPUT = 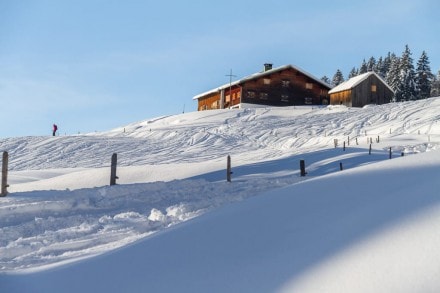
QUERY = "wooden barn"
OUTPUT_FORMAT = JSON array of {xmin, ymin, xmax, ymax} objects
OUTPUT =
[
  {"xmin": 193, "ymin": 64, "xmax": 332, "ymax": 111},
  {"xmin": 329, "ymin": 71, "xmax": 394, "ymax": 107}
]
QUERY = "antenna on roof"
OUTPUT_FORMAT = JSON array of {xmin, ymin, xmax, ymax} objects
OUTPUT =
[
  {"xmin": 226, "ymin": 69, "xmax": 236, "ymax": 84},
  {"xmin": 225, "ymin": 69, "xmax": 237, "ymax": 108}
]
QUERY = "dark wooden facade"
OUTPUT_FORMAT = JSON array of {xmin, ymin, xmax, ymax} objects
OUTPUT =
[
  {"xmin": 329, "ymin": 72, "xmax": 394, "ymax": 107},
  {"xmin": 193, "ymin": 64, "xmax": 332, "ymax": 111}
]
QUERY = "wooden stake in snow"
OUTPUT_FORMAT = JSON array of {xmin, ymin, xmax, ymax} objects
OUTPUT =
[
  {"xmin": 110, "ymin": 153, "xmax": 118, "ymax": 186},
  {"xmin": 227, "ymin": 155, "xmax": 232, "ymax": 182},
  {"xmin": 369, "ymin": 143, "xmax": 372, "ymax": 155},
  {"xmin": 339, "ymin": 162, "xmax": 343, "ymax": 171},
  {"xmin": 1, "ymin": 151, "xmax": 9, "ymax": 196},
  {"xmin": 389, "ymin": 147, "xmax": 392, "ymax": 159},
  {"xmin": 300, "ymin": 160, "xmax": 306, "ymax": 177}
]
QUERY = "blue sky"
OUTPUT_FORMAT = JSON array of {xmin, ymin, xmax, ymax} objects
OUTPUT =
[{"xmin": 1, "ymin": 0, "xmax": 439, "ymax": 138}]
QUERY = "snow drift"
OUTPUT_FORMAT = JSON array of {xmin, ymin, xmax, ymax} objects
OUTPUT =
[{"xmin": 1, "ymin": 98, "xmax": 440, "ymax": 292}]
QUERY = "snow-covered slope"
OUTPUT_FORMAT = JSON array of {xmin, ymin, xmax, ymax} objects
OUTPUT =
[
  {"xmin": 3, "ymin": 149, "xmax": 440, "ymax": 293},
  {"xmin": 4, "ymin": 99, "xmax": 440, "ymax": 190},
  {"xmin": 1, "ymin": 98, "xmax": 440, "ymax": 292}
]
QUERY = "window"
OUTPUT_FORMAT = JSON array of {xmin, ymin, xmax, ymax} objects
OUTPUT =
[
  {"xmin": 371, "ymin": 85, "xmax": 377, "ymax": 92},
  {"xmin": 281, "ymin": 94, "xmax": 289, "ymax": 102},
  {"xmin": 282, "ymin": 80, "xmax": 290, "ymax": 87},
  {"xmin": 305, "ymin": 97, "xmax": 313, "ymax": 105},
  {"xmin": 247, "ymin": 91, "xmax": 256, "ymax": 98},
  {"xmin": 260, "ymin": 92, "xmax": 268, "ymax": 100},
  {"xmin": 306, "ymin": 83, "xmax": 313, "ymax": 90},
  {"xmin": 263, "ymin": 78, "xmax": 271, "ymax": 85}
]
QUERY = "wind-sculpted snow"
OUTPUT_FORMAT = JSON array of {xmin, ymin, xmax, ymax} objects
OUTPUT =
[
  {"xmin": 1, "ymin": 98, "xmax": 440, "ymax": 274},
  {"xmin": 2, "ymin": 99, "xmax": 440, "ymax": 173},
  {"xmin": 0, "ymin": 176, "xmax": 308, "ymax": 272}
]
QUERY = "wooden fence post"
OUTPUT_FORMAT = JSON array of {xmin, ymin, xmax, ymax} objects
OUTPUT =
[
  {"xmin": 369, "ymin": 143, "xmax": 372, "ymax": 155},
  {"xmin": 300, "ymin": 160, "xmax": 306, "ymax": 177},
  {"xmin": 343, "ymin": 141, "xmax": 346, "ymax": 151},
  {"xmin": 339, "ymin": 162, "xmax": 343, "ymax": 171},
  {"xmin": 110, "ymin": 153, "xmax": 118, "ymax": 186},
  {"xmin": 227, "ymin": 155, "xmax": 232, "ymax": 182},
  {"xmin": 1, "ymin": 151, "xmax": 9, "ymax": 196},
  {"xmin": 389, "ymin": 147, "xmax": 392, "ymax": 159}
]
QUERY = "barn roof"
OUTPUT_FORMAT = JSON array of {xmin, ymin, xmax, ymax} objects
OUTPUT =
[
  {"xmin": 328, "ymin": 71, "xmax": 394, "ymax": 94},
  {"xmin": 193, "ymin": 64, "xmax": 332, "ymax": 100}
]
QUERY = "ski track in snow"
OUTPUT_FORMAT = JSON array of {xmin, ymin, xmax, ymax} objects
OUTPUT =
[{"xmin": 1, "ymin": 99, "xmax": 440, "ymax": 272}]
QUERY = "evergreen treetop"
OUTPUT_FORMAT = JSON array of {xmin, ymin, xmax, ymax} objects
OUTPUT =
[
  {"xmin": 332, "ymin": 69, "xmax": 345, "ymax": 87},
  {"xmin": 416, "ymin": 50, "xmax": 434, "ymax": 99}
]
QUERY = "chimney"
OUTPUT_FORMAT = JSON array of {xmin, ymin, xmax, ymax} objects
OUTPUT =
[{"xmin": 264, "ymin": 63, "xmax": 273, "ymax": 72}]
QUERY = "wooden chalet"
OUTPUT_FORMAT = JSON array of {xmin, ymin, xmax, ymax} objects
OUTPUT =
[
  {"xmin": 329, "ymin": 71, "xmax": 394, "ymax": 107},
  {"xmin": 193, "ymin": 64, "xmax": 332, "ymax": 111}
]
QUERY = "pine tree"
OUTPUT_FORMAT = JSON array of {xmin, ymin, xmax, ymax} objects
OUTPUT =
[
  {"xmin": 386, "ymin": 53, "xmax": 401, "ymax": 101},
  {"xmin": 381, "ymin": 52, "xmax": 393, "ymax": 78},
  {"xmin": 399, "ymin": 45, "xmax": 417, "ymax": 101},
  {"xmin": 415, "ymin": 51, "xmax": 433, "ymax": 99},
  {"xmin": 348, "ymin": 67, "xmax": 358, "ymax": 78},
  {"xmin": 321, "ymin": 76, "xmax": 331, "ymax": 85},
  {"xmin": 367, "ymin": 56, "xmax": 376, "ymax": 72},
  {"xmin": 375, "ymin": 57, "xmax": 384, "ymax": 75},
  {"xmin": 332, "ymin": 69, "xmax": 345, "ymax": 86},
  {"xmin": 359, "ymin": 59, "xmax": 368, "ymax": 74},
  {"xmin": 376, "ymin": 56, "xmax": 390, "ymax": 78}
]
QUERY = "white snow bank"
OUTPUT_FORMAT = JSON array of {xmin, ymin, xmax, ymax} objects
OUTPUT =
[{"xmin": 1, "ymin": 149, "xmax": 440, "ymax": 293}]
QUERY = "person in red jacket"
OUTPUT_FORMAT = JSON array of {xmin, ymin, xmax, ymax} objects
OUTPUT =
[{"xmin": 53, "ymin": 124, "xmax": 58, "ymax": 136}]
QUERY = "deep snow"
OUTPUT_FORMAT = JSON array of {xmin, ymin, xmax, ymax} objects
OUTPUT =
[{"xmin": 1, "ymin": 98, "xmax": 440, "ymax": 292}]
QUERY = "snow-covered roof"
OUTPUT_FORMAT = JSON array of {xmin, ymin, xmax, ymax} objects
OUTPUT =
[
  {"xmin": 193, "ymin": 64, "xmax": 332, "ymax": 100},
  {"xmin": 328, "ymin": 71, "xmax": 394, "ymax": 94}
]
